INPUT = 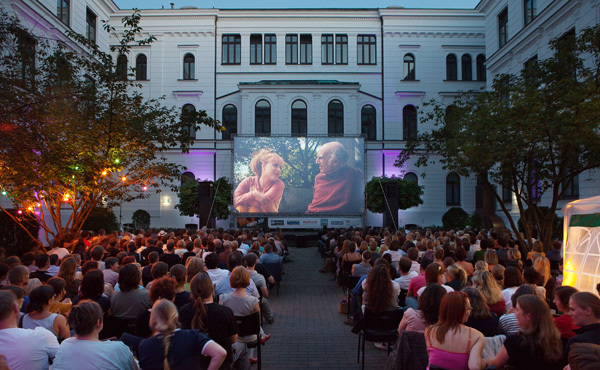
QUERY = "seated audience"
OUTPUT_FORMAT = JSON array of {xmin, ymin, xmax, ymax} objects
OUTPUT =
[
  {"xmin": 472, "ymin": 270, "xmax": 505, "ymax": 317},
  {"xmin": 111, "ymin": 264, "xmax": 151, "ymax": 320},
  {"xmin": 425, "ymin": 291, "xmax": 485, "ymax": 370},
  {"xmin": 502, "ymin": 266, "xmax": 523, "ymax": 312},
  {"xmin": 398, "ymin": 284, "xmax": 446, "ymax": 334},
  {"xmin": 22, "ymin": 285, "xmax": 70, "ymax": 341},
  {"xmin": 553, "ymin": 286, "xmax": 579, "ymax": 340},
  {"xmin": 445, "ymin": 264, "xmax": 467, "ymax": 292},
  {"xmin": 139, "ymin": 299, "xmax": 227, "ymax": 370},
  {"xmin": 0, "ymin": 290, "xmax": 59, "ymax": 370},
  {"xmin": 52, "ymin": 301, "xmax": 137, "ymax": 370},
  {"xmin": 565, "ymin": 292, "xmax": 600, "ymax": 360},
  {"xmin": 486, "ymin": 294, "xmax": 565, "ymax": 370},
  {"xmin": 462, "ymin": 287, "xmax": 498, "ymax": 337}
]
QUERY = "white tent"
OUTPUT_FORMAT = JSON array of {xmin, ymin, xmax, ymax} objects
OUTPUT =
[{"xmin": 562, "ymin": 195, "xmax": 600, "ymax": 293}]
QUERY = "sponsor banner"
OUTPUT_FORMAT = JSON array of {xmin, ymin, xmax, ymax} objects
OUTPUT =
[
  {"xmin": 236, "ymin": 217, "xmax": 267, "ymax": 228},
  {"xmin": 266, "ymin": 217, "xmax": 362, "ymax": 229}
]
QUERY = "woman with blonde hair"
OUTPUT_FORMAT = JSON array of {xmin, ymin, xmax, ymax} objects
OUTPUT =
[
  {"xmin": 484, "ymin": 250, "xmax": 498, "ymax": 272},
  {"xmin": 472, "ymin": 270, "xmax": 505, "ymax": 317},
  {"xmin": 445, "ymin": 264, "xmax": 467, "ymax": 292},
  {"xmin": 533, "ymin": 256, "xmax": 556, "ymax": 301},
  {"xmin": 486, "ymin": 294, "xmax": 565, "ymax": 369},
  {"xmin": 139, "ymin": 299, "xmax": 226, "ymax": 370},
  {"xmin": 233, "ymin": 149, "xmax": 285, "ymax": 213}
]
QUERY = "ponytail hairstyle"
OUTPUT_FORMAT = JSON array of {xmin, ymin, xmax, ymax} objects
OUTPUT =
[
  {"xmin": 27, "ymin": 285, "xmax": 54, "ymax": 313},
  {"xmin": 446, "ymin": 264, "xmax": 467, "ymax": 285},
  {"xmin": 149, "ymin": 299, "xmax": 179, "ymax": 370},
  {"xmin": 46, "ymin": 277, "xmax": 66, "ymax": 297},
  {"xmin": 190, "ymin": 272, "xmax": 214, "ymax": 332},
  {"xmin": 68, "ymin": 301, "xmax": 103, "ymax": 336}
]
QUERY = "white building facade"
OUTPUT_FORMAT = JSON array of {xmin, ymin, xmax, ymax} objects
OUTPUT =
[{"xmin": 2, "ymin": 0, "xmax": 598, "ymax": 230}]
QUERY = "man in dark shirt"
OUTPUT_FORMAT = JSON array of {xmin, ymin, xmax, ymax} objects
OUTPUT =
[
  {"xmin": 142, "ymin": 252, "xmax": 159, "ymax": 287},
  {"xmin": 29, "ymin": 254, "xmax": 52, "ymax": 283},
  {"xmin": 159, "ymin": 241, "xmax": 181, "ymax": 269},
  {"xmin": 217, "ymin": 241, "xmax": 232, "ymax": 268},
  {"xmin": 141, "ymin": 238, "xmax": 163, "ymax": 262}
]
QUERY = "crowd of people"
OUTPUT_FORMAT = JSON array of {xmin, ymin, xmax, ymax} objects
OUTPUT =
[
  {"xmin": 0, "ymin": 227, "xmax": 287, "ymax": 370},
  {"xmin": 319, "ymin": 227, "xmax": 600, "ymax": 370}
]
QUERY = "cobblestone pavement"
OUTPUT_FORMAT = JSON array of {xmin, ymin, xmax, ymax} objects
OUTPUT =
[{"xmin": 259, "ymin": 246, "xmax": 391, "ymax": 370}]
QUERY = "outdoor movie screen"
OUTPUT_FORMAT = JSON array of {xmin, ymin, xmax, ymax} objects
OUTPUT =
[{"xmin": 233, "ymin": 137, "xmax": 365, "ymax": 214}]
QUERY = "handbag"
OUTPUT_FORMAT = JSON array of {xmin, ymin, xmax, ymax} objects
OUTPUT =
[{"xmin": 338, "ymin": 299, "xmax": 349, "ymax": 314}]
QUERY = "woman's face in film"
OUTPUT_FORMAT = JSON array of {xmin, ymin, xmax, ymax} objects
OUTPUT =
[{"xmin": 262, "ymin": 160, "xmax": 282, "ymax": 181}]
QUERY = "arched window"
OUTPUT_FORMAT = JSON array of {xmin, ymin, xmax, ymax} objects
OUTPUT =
[
  {"xmin": 476, "ymin": 54, "xmax": 486, "ymax": 81},
  {"xmin": 181, "ymin": 104, "xmax": 196, "ymax": 139},
  {"xmin": 361, "ymin": 105, "xmax": 376, "ymax": 140},
  {"xmin": 183, "ymin": 53, "xmax": 195, "ymax": 80},
  {"xmin": 403, "ymin": 172, "xmax": 418, "ymax": 184},
  {"xmin": 135, "ymin": 54, "xmax": 147, "ymax": 81},
  {"xmin": 328, "ymin": 100, "xmax": 344, "ymax": 136},
  {"xmin": 462, "ymin": 54, "xmax": 472, "ymax": 81},
  {"xmin": 402, "ymin": 105, "xmax": 417, "ymax": 141},
  {"xmin": 446, "ymin": 54, "xmax": 457, "ymax": 81},
  {"xmin": 116, "ymin": 54, "xmax": 127, "ymax": 81},
  {"xmin": 446, "ymin": 173, "xmax": 461, "ymax": 205},
  {"xmin": 181, "ymin": 171, "xmax": 195, "ymax": 187},
  {"xmin": 291, "ymin": 100, "xmax": 307, "ymax": 136},
  {"xmin": 222, "ymin": 104, "xmax": 237, "ymax": 140},
  {"xmin": 403, "ymin": 54, "xmax": 415, "ymax": 80},
  {"xmin": 255, "ymin": 100, "xmax": 271, "ymax": 135}
]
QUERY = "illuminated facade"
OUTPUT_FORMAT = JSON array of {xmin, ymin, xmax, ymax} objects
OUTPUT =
[{"xmin": 2, "ymin": 0, "xmax": 598, "ymax": 229}]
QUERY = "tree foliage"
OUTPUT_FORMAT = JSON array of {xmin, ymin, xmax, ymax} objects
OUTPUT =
[
  {"xmin": 398, "ymin": 26, "xmax": 600, "ymax": 251},
  {"xmin": 132, "ymin": 209, "xmax": 151, "ymax": 230},
  {"xmin": 364, "ymin": 176, "xmax": 423, "ymax": 214},
  {"xmin": 81, "ymin": 207, "xmax": 119, "ymax": 234},
  {"xmin": 175, "ymin": 177, "xmax": 233, "ymax": 221},
  {"xmin": 0, "ymin": 10, "xmax": 221, "ymax": 243}
]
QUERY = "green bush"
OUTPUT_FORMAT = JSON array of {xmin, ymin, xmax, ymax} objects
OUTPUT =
[
  {"xmin": 469, "ymin": 211, "xmax": 484, "ymax": 229},
  {"xmin": 132, "ymin": 209, "xmax": 151, "ymax": 230},
  {"xmin": 442, "ymin": 207, "xmax": 469, "ymax": 230},
  {"xmin": 82, "ymin": 207, "xmax": 119, "ymax": 233}
]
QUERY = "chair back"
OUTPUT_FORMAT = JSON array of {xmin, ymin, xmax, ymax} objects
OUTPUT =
[
  {"xmin": 364, "ymin": 308, "xmax": 403, "ymax": 333},
  {"xmin": 398, "ymin": 289, "xmax": 408, "ymax": 307},
  {"xmin": 235, "ymin": 312, "xmax": 261, "ymax": 339},
  {"xmin": 347, "ymin": 275, "xmax": 362, "ymax": 292},
  {"xmin": 263, "ymin": 262, "xmax": 282, "ymax": 282}
]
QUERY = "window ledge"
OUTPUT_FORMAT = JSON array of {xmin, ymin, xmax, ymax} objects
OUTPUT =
[
  {"xmin": 178, "ymin": 79, "xmax": 198, "ymax": 81},
  {"xmin": 135, "ymin": 79, "xmax": 150, "ymax": 82},
  {"xmin": 402, "ymin": 79, "xmax": 420, "ymax": 82}
]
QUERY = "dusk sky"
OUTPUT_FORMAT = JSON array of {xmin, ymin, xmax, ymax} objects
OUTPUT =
[{"xmin": 114, "ymin": 0, "xmax": 481, "ymax": 10}]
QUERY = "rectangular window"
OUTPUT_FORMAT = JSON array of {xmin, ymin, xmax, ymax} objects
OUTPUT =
[
  {"xmin": 18, "ymin": 34, "xmax": 36, "ymax": 90},
  {"xmin": 264, "ymin": 34, "xmax": 276, "ymax": 65},
  {"xmin": 86, "ymin": 8, "xmax": 97, "ymax": 44},
  {"xmin": 357, "ymin": 35, "xmax": 376, "ymax": 65},
  {"xmin": 498, "ymin": 8, "xmax": 508, "ymax": 48},
  {"xmin": 250, "ymin": 34, "xmax": 262, "ymax": 65},
  {"xmin": 222, "ymin": 34, "xmax": 241, "ymax": 65},
  {"xmin": 321, "ymin": 34, "xmax": 334, "ymax": 65},
  {"xmin": 502, "ymin": 186, "xmax": 512, "ymax": 204},
  {"xmin": 57, "ymin": 0, "xmax": 70, "ymax": 25},
  {"xmin": 524, "ymin": 0, "xmax": 537, "ymax": 26},
  {"xmin": 300, "ymin": 34, "xmax": 312, "ymax": 65},
  {"xmin": 285, "ymin": 34, "xmax": 298, "ymax": 65},
  {"xmin": 335, "ymin": 34, "xmax": 348, "ymax": 65}
]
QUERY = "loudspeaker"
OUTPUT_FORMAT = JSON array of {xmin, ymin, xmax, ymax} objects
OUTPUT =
[
  {"xmin": 383, "ymin": 182, "xmax": 399, "ymax": 230},
  {"xmin": 197, "ymin": 181, "xmax": 214, "ymax": 228}
]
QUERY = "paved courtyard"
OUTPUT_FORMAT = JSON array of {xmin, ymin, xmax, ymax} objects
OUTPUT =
[{"xmin": 260, "ymin": 245, "xmax": 390, "ymax": 370}]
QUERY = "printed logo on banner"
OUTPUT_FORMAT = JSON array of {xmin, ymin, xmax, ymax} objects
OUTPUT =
[
  {"xmin": 302, "ymin": 220, "xmax": 317, "ymax": 224},
  {"xmin": 331, "ymin": 221, "xmax": 344, "ymax": 225},
  {"xmin": 270, "ymin": 220, "xmax": 284, "ymax": 226},
  {"xmin": 321, "ymin": 219, "xmax": 328, "ymax": 226},
  {"xmin": 286, "ymin": 220, "xmax": 300, "ymax": 225}
]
